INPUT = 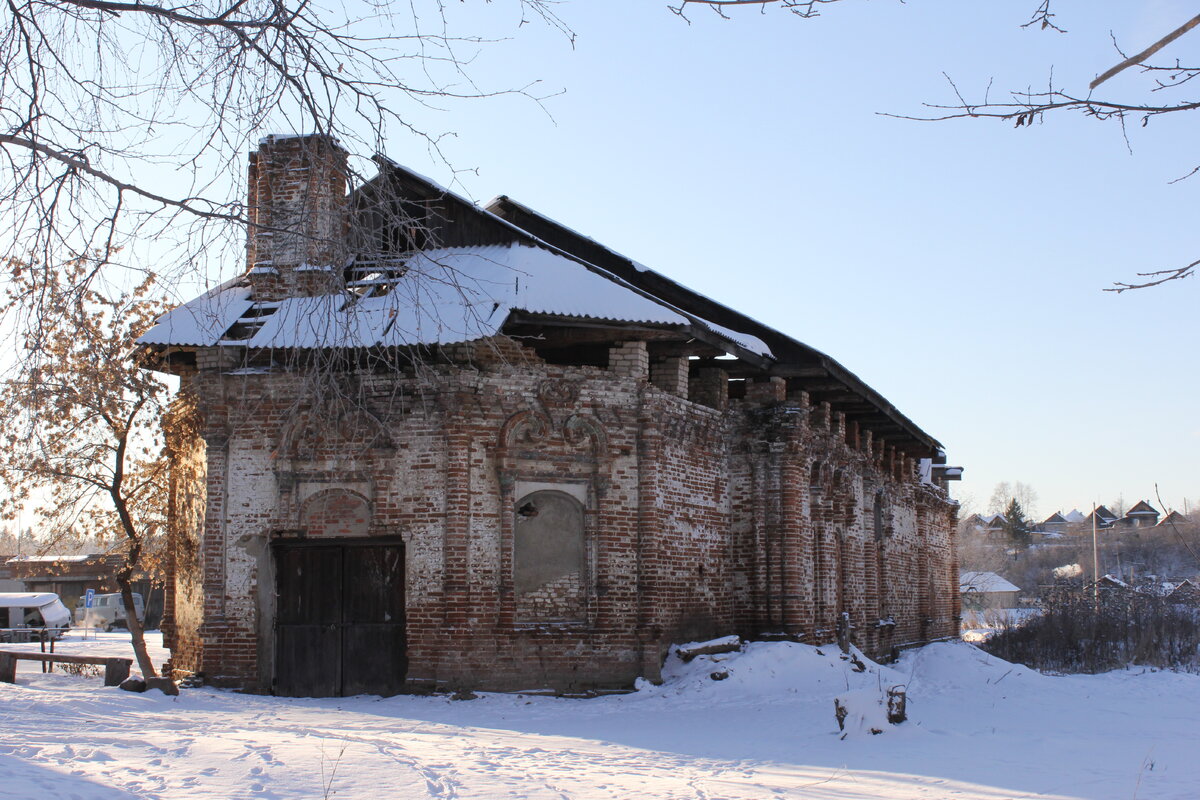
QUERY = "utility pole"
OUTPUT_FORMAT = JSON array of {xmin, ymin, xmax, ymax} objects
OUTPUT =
[{"xmin": 1092, "ymin": 503, "xmax": 1100, "ymax": 608}]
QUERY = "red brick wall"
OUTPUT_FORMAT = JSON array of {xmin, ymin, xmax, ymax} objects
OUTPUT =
[
  {"xmin": 300, "ymin": 490, "xmax": 371, "ymax": 538},
  {"xmin": 246, "ymin": 135, "xmax": 347, "ymax": 301},
  {"xmin": 161, "ymin": 389, "xmax": 207, "ymax": 676},
  {"xmin": 642, "ymin": 393, "xmax": 732, "ymax": 649},
  {"xmin": 165, "ymin": 342, "xmax": 958, "ymax": 691}
]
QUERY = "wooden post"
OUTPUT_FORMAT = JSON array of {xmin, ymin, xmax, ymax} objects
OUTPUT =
[
  {"xmin": 1092, "ymin": 503, "xmax": 1100, "ymax": 610},
  {"xmin": 887, "ymin": 685, "xmax": 907, "ymax": 724},
  {"xmin": 0, "ymin": 653, "xmax": 14, "ymax": 684},
  {"xmin": 104, "ymin": 658, "xmax": 131, "ymax": 687}
]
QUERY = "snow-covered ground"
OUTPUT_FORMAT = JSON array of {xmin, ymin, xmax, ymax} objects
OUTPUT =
[
  {"xmin": 1, "ymin": 632, "xmax": 1197, "ymax": 799},
  {"xmin": 0, "ymin": 629, "xmax": 171, "ymax": 664},
  {"xmin": 961, "ymin": 607, "xmax": 1042, "ymax": 642}
]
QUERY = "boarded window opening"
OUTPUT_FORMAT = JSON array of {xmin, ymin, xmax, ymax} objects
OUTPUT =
[{"xmin": 513, "ymin": 490, "xmax": 586, "ymax": 623}]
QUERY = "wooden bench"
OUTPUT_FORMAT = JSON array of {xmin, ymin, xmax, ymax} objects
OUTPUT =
[{"xmin": 0, "ymin": 650, "xmax": 132, "ymax": 686}]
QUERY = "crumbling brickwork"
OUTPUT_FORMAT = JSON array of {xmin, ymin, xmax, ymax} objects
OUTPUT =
[
  {"xmin": 149, "ymin": 134, "xmax": 960, "ymax": 694},
  {"xmin": 163, "ymin": 349, "xmax": 958, "ymax": 691},
  {"xmin": 161, "ymin": 389, "xmax": 207, "ymax": 674}
]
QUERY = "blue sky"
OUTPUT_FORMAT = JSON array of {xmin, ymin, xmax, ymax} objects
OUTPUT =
[{"xmin": 321, "ymin": 1, "xmax": 1199, "ymax": 518}]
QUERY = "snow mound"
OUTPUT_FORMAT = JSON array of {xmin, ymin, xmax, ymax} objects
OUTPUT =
[
  {"xmin": 649, "ymin": 641, "xmax": 903, "ymax": 700},
  {"xmin": 636, "ymin": 639, "xmax": 1054, "ymax": 738},
  {"xmin": 638, "ymin": 640, "xmax": 920, "ymax": 737},
  {"xmin": 834, "ymin": 688, "xmax": 894, "ymax": 738},
  {"xmin": 893, "ymin": 640, "xmax": 1043, "ymax": 692}
]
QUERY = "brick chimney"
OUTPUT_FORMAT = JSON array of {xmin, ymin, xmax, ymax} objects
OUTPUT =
[{"xmin": 246, "ymin": 134, "xmax": 348, "ymax": 301}]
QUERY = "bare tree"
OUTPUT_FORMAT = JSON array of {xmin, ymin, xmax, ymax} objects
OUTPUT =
[
  {"xmin": 0, "ymin": 3, "xmax": 572, "ymax": 658},
  {"xmin": 987, "ymin": 481, "xmax": 1040, "ymax": 521},
  {"xmin": 1108, "ymin": 495, "xmax": 1128, "ymax": 520},
  {"xmin": 669, "ymin": 0, "xmax": 842, "ymax": 20},
  {"xmin": 668, "ymin": 0, "xmax": 1200, "ymax": 292},
  {"xmin": 0, "ymin": 0, "xmax": 569, "ymax": 317},
  {"xmin": 0, "ymin": 256, "xmax": 171, "ymax": 678}
]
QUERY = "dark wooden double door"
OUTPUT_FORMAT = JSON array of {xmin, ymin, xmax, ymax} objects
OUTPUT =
[{"xmin": 274, "ymin": 540, "xmax": 407, "ymax": 697}]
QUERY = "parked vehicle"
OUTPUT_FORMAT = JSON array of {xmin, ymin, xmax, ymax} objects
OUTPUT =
[
  {"xmin": 0, "ymin": 592, "xmax": 72, "ymax": 642},
  {"xmin": 74, "ymin": 592, "xmax": 144, "ymax": 631}
]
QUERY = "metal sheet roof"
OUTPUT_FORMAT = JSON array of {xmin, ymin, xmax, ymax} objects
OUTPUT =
[
  {"xmin": 139, "ymin": 244, "xmax": 707, "ymax": 350},
  {"xmin": 960, "ymin": 572, "xmax": 1021, "ymax": 594},
  {"xmin": 137, "ymin": 285, "xmax": 252, "ymax": 347},
  {"xmin": 378, "ymin": 243, "xmax": 691, "ymax": 347}
]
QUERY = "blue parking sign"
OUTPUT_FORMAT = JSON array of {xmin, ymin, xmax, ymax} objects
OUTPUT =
[{"xmin": 84, "ymin": 588, "xmax": 95, "ymax": 609}]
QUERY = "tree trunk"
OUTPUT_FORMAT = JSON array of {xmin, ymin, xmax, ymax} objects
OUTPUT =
[{"xmin": 117, "ymin": 575, "xmax": 157, "ymax": 678}]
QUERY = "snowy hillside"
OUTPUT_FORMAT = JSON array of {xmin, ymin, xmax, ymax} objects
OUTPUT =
[{"xmin": 0, "ymin": 633, "xmax": 1196, "ymax": 799}]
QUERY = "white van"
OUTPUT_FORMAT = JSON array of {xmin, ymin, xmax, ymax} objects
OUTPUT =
[
  {"xmin": 74, "ymin": 592, "xmax": 144, "ymax": 631},
  {"xmin": 0, "ymin": 592, "xmax": 72, "ymax": 641}
]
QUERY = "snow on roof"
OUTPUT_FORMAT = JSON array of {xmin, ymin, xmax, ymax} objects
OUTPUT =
[
  {"xmin": 143, "ymin": 244, "xmax": 703, "ymax": 351},
  {"xmin": 483, "ymin": 195, "xmax": 776, "ymax": 358},
  {"xmin": 1063, "ymin": 509, "xmax": 1086, "ymax": 523},
  {"xmin": 137, "ymin": 283, "xmax": 253, "ymax": 347},
  {"xmin": 959, "ymin": 571, "xmax": 1021, "ymax": 594},
  {"xmin": 6, "ymin": 555, "xmax": 94, "ymax": 564},
  {"xmin": 0, "ymin": 592, "xmax": 65, "ymax": 607}
]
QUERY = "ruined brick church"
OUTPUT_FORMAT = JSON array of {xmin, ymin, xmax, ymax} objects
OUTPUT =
[{"xmin": 139, "ymin": 134, "xmax": 961, "ymax": 696}]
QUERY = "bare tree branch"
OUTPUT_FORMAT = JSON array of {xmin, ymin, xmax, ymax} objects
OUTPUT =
[
  {"xmin": 1091, "ymin": 13, "xmax": 1200, "ymax": 89},
  {"xmin": 0, "ymin": 0, "xmax": 569, "ymax": 327},
  {"xmin": 669, "ymin": 1, "xmax": 1200, "ymax": 293},
  {"xmin": 1106, "ymin": 261, "xmax": 1197, "ymax": 293},
  {"xmin": 0, "ymin": 134, "xmax": 245, "ymax": 223},
  {"xmin": 1020, "ymin": 1, "xmax": 1065, "ymax": 34},
  {"xmin": 668, "ymin": 0, "xmax": 840, "ymax": 22}
]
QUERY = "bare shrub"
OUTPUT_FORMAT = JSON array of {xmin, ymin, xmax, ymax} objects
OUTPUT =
[
  {"xmin": 982, "ymin": 586, "xmax": 1200, "ymax": 674},
  {"xmin": 57, "ymin": 662, "xmax": 102, "ymax": 679}
]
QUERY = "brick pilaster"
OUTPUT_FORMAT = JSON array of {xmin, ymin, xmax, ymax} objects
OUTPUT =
[
  {"xmin": 649, "ymin": 356, "xmax": 688, "ymax": 397},
  {"xmin": 608, "ymin": 341, "xmax": 649, "ymax": 381}
]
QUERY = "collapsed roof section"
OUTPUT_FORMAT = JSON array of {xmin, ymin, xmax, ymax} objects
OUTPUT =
[
  {"xmin": 139, "ymin": 145, "xmax": 942, "ymax": 458},
  {"xmin": 140, "ymin": 242, "xmax": 772, "ymax": 355}
]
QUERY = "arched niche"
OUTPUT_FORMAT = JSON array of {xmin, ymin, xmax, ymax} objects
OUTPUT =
[
  {"xmin": 873, "ymin": 490, "xmax": 889, "ymax": 541},
  {"xmin": 299, "ymin": 489, "xmax": 372, "ymax": 538},
  {"xmin": 513, "ymin": 489, "xmax": 587, "ymax": 623},
  {"xmin": 276, "ymin": 406, "xmax": 393, "ymax": 463},
  {"xmin": 809, "ymin": 461, "xmax": 835, "ymax": 495}
]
